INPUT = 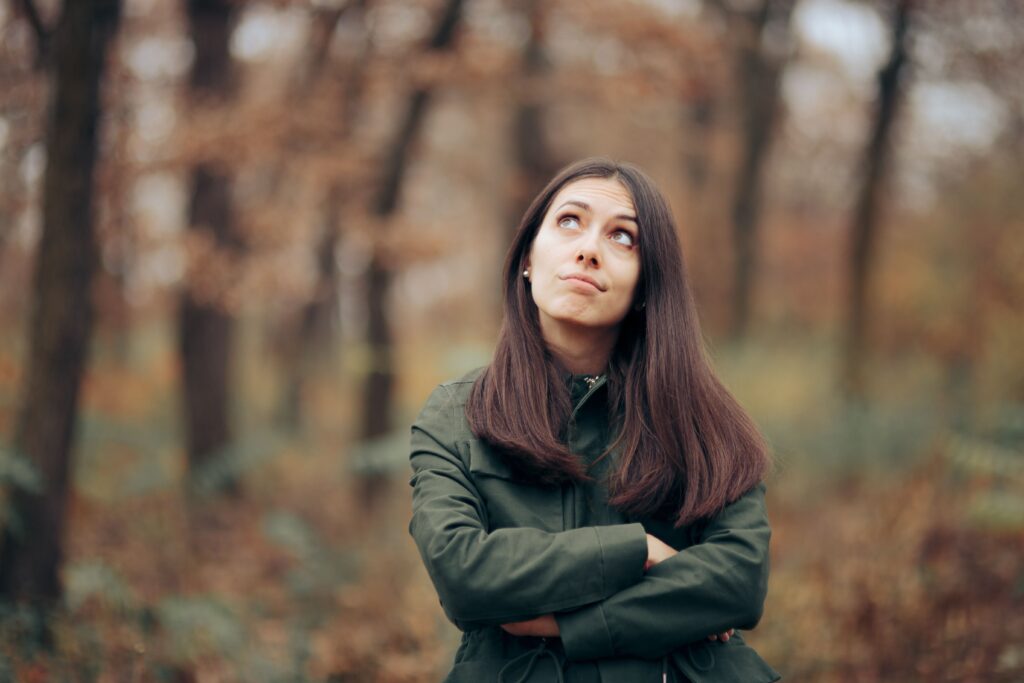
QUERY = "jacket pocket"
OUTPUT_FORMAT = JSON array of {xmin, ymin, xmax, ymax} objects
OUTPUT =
[{"xmin": 466, "ymin": 440, "xmax": 564, "ymax": 532}]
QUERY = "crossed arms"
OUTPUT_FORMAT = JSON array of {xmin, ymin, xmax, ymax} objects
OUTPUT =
[{"xmin": 408, "ymin": 385, "xmax": 770, "ymax": 662}]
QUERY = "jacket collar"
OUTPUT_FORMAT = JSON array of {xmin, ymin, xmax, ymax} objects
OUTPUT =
[{"xmin": 566, "ymin": 372, "xmax": 608, "ymax": 420}]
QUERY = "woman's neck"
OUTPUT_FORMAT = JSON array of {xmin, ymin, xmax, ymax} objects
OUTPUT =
[{"xmin": 539, "ymin": 317, "xmax": 617, "ymax": 375}]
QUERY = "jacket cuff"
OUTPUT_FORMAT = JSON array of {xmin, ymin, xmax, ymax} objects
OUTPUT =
[
  {"xmin": 594, "ymin": 523, "xmax": 648, "ymax": 595},
  {"xmin": 556, "ymin": 602, "xmax": 614, "ymax": 661}
]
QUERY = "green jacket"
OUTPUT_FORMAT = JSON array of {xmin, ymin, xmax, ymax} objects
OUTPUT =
[{"xmin": 409, "ymin": 369, "xmax": 781, "ymax": 682}]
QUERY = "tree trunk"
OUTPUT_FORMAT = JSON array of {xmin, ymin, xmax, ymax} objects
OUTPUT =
[
  {"xmin": 0, "ymin": 0, "xmax": 121, "ymax": 611},
  {"xmin": 280, "ymin": 201, "xmax": 341, "ymax": 432},
  {"xmin": 358, "ymin": 0, "xmax": 464, "ymax": 504},
  {"xmin": 278, "ymin": 2, "xmax": 369, "ymax": 431},
  {"xmin": 508, "ymin": 0, "xmax": 559, "ymax": 244},
  {"xmin": 726, "ymin": 0, "xmax": 794, "ymax": 342},
  {"xmin": 12, "ymin": 0, "xmax": 50, "ymax": 67},
  {"xmin": 843, "ymin": 0, "xmax": 912, "ymax": 400},
  {"xmin": 680, "ymin": 76, "xmax": 728, "ymax": 332},
  {"xmin": 683, "ymin": 81, "xmax": 715, "ymax": 194},
  {"xmin": 180, "ymin": 0, "xmax": 238, "ymax": 491}
]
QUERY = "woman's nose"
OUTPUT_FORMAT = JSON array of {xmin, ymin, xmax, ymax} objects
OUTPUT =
[
  {"xmin": 576, "ymin": 248, "xmax": 599, "ymax": 267},
  {"xmin": 576, "ymin": 232, "xmax": 601, "ymax": 267}
]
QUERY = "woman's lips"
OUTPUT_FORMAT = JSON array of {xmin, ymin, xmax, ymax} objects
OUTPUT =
[{"xmin": 561, "ymin": 274, "xmax": 604, "ymax": 291}]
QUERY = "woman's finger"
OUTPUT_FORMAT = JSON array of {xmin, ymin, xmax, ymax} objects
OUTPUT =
[{"xmin": 708, "ymin": 629, "xmax": 735, "ymax": 642}]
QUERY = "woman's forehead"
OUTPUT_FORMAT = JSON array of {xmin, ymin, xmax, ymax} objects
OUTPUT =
[{"xmin": 550, "ymin": 177, "xmax": 635, "ymax": 215}]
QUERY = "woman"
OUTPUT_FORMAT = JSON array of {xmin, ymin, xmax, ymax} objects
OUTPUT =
[{"xmin": 409, "ymin": 158, "xmax": 780, "ymax": 682}]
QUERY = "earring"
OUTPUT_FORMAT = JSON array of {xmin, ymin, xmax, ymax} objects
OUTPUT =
[
  {"xmin": 523, "ymin": 269, "xmax": 530, "ymax": 279},
  {"xmin": 635, "ymin": 301, "xmax": 646, "ymax": 311}
]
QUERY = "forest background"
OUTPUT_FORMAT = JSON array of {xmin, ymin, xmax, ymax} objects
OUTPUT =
[{"xmin": 0, "ymin": 0, "xmax": 1022, "ymax": 681}]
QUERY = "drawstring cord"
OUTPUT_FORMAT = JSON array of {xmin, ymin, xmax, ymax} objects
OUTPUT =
[
  {"xmin": 688, "ymin": 642, "xmax": 716, "ymax": 672},
  {"xmin": 496, "ymin": 638, "xmax": 565, "ymax": 683},
  {"xmin": 494, "ymin": 639, "xmax": 705, "ymax": 682}
]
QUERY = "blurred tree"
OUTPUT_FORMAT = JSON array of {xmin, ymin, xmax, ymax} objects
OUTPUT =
[
  {"xmin": 10, "ymin": 0, "xmax": 49, "ymax": 67},
  {"xmin": 843, "ymin": 0, "xmax": 913, "ymax": 400},
  {"xmin": 682, "ymin": 78, "xmax": 716, "ymax": 199},
  {"xmin": 678, "ymin": 53, "xmax": 727, "ymax": 333},
  {"xmin": 95, "ymin": 74, "xmax": 135, "ymax": 363},
  {"xmin": 0, "ymin": 0, "xmax": 121, "ymax": 615},
  {"xmin": 359, "ymin": 0, "xmax": 464, "ymax": 504},
  {"xmin": 710, "ymin": 0, "xmax": 795, "ymax": 342},
  {"xmin": 0, "ymin": 8, "xmax": 41, "ymax": 256},
  {"xmin": 507, "ymin": 0, "xmax": 560, "ymax": 243},
  {"xmin": 279, "ymin": 0, "xmax": 371, "ymax": 432},
  {"xmin": 179, "ymin": 0, "xmax": 240, "ymax": 492}
]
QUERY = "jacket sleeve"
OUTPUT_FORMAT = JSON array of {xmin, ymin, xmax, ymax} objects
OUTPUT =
[
  {"xmin": 408, "ymin": 384, "xmax": 649, "ymax": 629},
  {"xmin": 554, "ymin": 482, "xmax": 771, "ymax": 661}
]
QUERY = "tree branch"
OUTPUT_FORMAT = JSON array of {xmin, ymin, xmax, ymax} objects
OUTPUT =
[{"xmin": 15, "ymin": 0, "xmax": 50, "ymax": 67}]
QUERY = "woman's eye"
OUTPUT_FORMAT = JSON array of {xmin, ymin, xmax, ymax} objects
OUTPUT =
[
  {"xmin": 610, "ymin": 230, "xmax": 635, "ymax": 247},
  {"xmin": 557, "ymin": 215, "xmax": 581, "ymax": 230}
]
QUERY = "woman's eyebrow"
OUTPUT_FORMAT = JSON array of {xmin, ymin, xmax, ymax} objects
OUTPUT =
[{"xmin": 556, "ymin": 199, "xmax": 637, "ymax": 223}]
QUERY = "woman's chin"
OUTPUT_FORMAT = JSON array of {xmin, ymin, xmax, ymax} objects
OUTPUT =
[{"xmin": 546, "ymin": 312, "xmax": 620, "ymax": 333}]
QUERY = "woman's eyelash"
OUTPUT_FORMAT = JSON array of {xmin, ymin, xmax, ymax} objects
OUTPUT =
[
  {"xmin": 611, "ymin": 230, "xmax": 635, "ymax": 246},
  {"xmin": 558, "ymin": 215, "xmax": 635, "ymax": 246}
]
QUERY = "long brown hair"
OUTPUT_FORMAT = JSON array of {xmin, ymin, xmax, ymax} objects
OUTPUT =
[{"xmin": 466, "ymin": 158, "xmax": 769, "ymax": 526}]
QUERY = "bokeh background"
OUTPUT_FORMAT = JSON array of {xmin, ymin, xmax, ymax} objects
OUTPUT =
[{"xmin": 1, "ymin": 0, "xmax": 1022, "ymax": 680}]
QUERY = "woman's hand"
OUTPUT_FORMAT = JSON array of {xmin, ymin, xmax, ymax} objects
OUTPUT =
[
  {"xmin": 501, "ymin": 614, "xmax": 560, "ymax": 637},
  {"xmin": 645, "ymin": 534, "xmax": 731, "ymax": 641},
  {"xmin": 645, "ymin": 534, "xmax": 732, "ymax": 641},
  {"xmin": 645, "ymin": 533, "xmax": 677, "ymax": 570}
]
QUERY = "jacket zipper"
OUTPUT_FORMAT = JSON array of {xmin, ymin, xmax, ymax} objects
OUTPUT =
[
  {"xmin": 570, "ymin": 374, "xmax": 607, "ymax": 421},
  {"xmin": 566, "ymin": 374, "xmax": 607, "ymax": 532}
]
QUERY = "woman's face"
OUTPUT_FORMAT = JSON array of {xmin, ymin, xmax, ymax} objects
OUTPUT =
[{"xmin": 525, "ymin": 176, "xmax": 641, "ymax": 339}]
